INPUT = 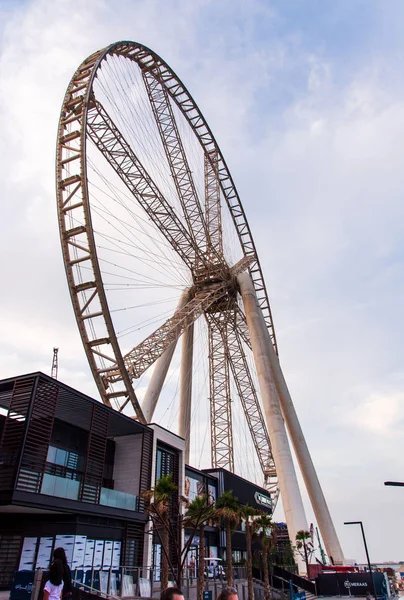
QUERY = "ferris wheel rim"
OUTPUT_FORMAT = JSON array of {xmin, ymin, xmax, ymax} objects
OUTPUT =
[{"xmin": 56, "ymin": 39, "xmax": 277, "ymax": 415}]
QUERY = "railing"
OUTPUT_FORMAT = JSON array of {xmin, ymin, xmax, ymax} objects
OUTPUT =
[{"xmin": 71, "ymin": 566, "xmax": 278, "ymax": 600}]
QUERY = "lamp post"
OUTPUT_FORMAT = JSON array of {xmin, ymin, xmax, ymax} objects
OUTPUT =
[
  {"xmin": 384, "ymin": 481, "xmax": 404, "ymax": 487},
  {"xmin": 344, "ymin": 521, "xmax": 377, "ymax": 599}
]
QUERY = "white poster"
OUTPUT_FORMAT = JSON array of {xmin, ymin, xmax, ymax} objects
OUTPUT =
[
  {"xmin": 72, "ymin": 535, "xmax": 87, "ymax": 569},
  {"xmin": 36, "ymin": 537, "xmax": 54, "ymax": 569},
  {"xmin": 139, "ymin": 578, "xmax": 152, "ymax": 597},
  {"xmin": 93, "ymin": 540, "xmax": 104, "ymax": 569},
  {"xmin": 112, "ymin": 541, "xmax": 121, "ymax": 568},
  {"xmin": 84, "ymin": 539, "xmax": 95, "ymax": 569},
  {"xmin": 99, "ymin": 571, "xmax": 109, "ymax": 594},
  {"xmin": 208, "ymin": 484, "xmax": 216, "ymax": 505},
  {"xmin": 103, "ymin": 540, "xmax": 113, "ymax": 567},
  {"xmin": 185, "ymin": 476, "xmax": 205, "ymax": 500},
  {"xmin": 55, "ymin": 534, "xmax": 75, "ymax": 566},
  {"xmin": 19, "ymin": 537, "xmax": 37, "ymax": 570}
]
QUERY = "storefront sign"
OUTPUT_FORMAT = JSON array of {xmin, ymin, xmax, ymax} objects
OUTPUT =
[{"xmin": 254, "ymin": 491, "xmax": 272, "ymax": 508}]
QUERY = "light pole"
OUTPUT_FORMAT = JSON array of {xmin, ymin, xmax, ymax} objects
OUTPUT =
[
  {"xmin": 384, "ymin": 481, "xmax": 404, "ymax": 487},
  {"xmin": 344, "ymin": 521, "xmax": 377, "ymax": 599}
]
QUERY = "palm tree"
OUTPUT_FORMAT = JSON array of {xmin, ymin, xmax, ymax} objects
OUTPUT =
[
  {"xmin": 143, "ymin": 473, "xmax": 178, "ymax": 590},
  {"xmin": 184, "ymin": 495, "xmax": 216, "ymax": 600},
  {"xmin": 295, "ymin": 530, "xmax": 312, "ymax": 577},
  {"xmin": 240, "ymin": 504, "xmax": 260, "ymax": 600},
  {"xmin": 256, "ymin": 513, "xmax": 274, "ymax": 600},
  {"xmin": 215, "ymin": 490, "xmax": 240, "ymax": 587}
]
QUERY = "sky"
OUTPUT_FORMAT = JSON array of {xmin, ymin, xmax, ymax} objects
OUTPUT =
[{"xmin": 1, "ymin": 0, "xmax": 404, "ymax": 563}]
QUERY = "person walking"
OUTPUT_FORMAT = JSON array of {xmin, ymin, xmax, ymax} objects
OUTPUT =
[
  {"xmin": 43, "ymin": 559, "xmax": 64, "ymax": 600},
  {"xmin": 53, "ymin": 548, "xmax": 72, "ymax": 600}
]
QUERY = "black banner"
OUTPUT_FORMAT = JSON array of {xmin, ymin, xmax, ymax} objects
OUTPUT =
[{"xmin": 317, "ymin": 572, "xmax": 388, "ymax": 597}]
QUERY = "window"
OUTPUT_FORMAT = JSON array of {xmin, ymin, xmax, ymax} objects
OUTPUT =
[{"xmin": 156, "ymin": 446, "xmax": 178, "ymax": 482}]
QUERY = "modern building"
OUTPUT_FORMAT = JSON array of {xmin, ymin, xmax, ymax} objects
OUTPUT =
[{"xmin": 0, "ymin": 372, "xmax": 286, "ymax": 590}]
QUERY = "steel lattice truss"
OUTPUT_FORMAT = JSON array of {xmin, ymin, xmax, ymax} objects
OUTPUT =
[{"xmin": 56, "ymin": 41, "xmax": 279, "ymax": 499}]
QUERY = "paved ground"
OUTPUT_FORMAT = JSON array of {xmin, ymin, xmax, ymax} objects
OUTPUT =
[{"xmin": 0, "ymin": 592, "xmax": 9, "ymax": 600}]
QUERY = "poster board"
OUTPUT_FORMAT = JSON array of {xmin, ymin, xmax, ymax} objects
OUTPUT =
[
  {"xmin": 72, "ymin": 535, "xmax": 87, "ymax": 569},
  {"xmin": 112, "ymin": 541, "xmax": 121, "ymax": 568},
  {"xmin": 93, "ymin": 540, "xmax": 104, "ymax": 569},
  {"xmin": 35, "ymin": 537, "xmax": 54, "ymax": 569},
  {"xmin": 55, "ymin": 534, "xmax": 75, "ymax": 566},
  {"xmin": 19, "ymin": 537, "xmax": 37, "ymax": 571},
  {"xmin": 103, "ymin": 540, "xmax": 113, "ymax": 567},
  {"xmin": 83, "ymin": 539, "xmax": 95, "ymax": 569}
]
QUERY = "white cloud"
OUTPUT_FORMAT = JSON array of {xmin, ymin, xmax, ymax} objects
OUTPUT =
[{"xmin": 347, "ymin": 392, "xmax": 404, "ymax": 435}]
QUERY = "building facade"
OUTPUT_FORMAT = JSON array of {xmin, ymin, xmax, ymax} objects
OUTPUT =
[
  {"xmin": 0, "ymin": 372, "xmax": 288, "ymax": 590},
  {"xmin": 0, "ymin": 372, "xmax": 153, "ymax": 588}
]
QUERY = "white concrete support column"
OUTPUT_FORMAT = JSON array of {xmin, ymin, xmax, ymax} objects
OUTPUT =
[
  {"xmin": 178, "ymin": 322, "xmax": 194, "ymax": 465},
  {"xmin": 142, "ymin": 343, "xmax": 177, "ymax": 423},
  {"xmin": 264, "ymin": 331, "xmax": 345, "ymax": 565},
  {"xmin": 142, "ymin": 290, "xmax": 189, "ymax": 423},
  {"xmin": 238, "ymin": 272, "xmax": 308, "ymax": 573}
]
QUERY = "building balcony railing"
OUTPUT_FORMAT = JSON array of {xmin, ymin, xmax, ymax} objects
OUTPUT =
[
  {"xmin": 41, "ymin": 472, "xmax": 80, "ymax": 500},
  {"xmin": 39, "ymin": 471, "xmax": 138, "ymax": 511},
  {"xmin": 99, "ymin": 487, "xmax": 138, "ymax": 511}
]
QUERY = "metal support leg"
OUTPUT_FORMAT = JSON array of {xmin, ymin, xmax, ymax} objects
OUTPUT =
[
  {"xmin": 142, "ymin": 290, "xmax": 190, "ymax": 422},
  {"xmin": 179, "ymin": 321, "xmax": 194, "ymax": 465},
  {"xmin": 238, "ymin": 272, "xmax": 308, "ymax": 573}
]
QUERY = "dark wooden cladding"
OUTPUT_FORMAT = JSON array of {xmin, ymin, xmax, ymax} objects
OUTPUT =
[
  {"xmin": 16, "ymin": 378, "xmax": 59, "ymax": 493},
  {"xmin": 138, "ymin": 428, "xmax": 153, "ymax": 512},
  {"xmin": 0, "ymin": 377, "xmax": 35, "ymax": 492},
  {"xmin": 123, "ymin": 521, "xmax": 144, "ymax": 567},
  {"xmin": 80, "ymin": 403, "xmax": 109, "ymax": 503}
]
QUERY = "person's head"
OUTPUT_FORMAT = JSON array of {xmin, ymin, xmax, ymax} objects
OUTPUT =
[
  {"xmin": 160, "ymin": 587, "xmax": 184, "ymax": 600},
  {"xmin": 49, "ymin": 559, "xmax": 64, "ymax": 586},
  {"xmin": 53, "ymin": 547, "xmax": 67, "ymax": 565},
  {"xmin": 217, "ymin": 588, "xmax": 239, "ymax": 600}
]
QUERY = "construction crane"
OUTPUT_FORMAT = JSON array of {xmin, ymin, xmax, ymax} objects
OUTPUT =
[{"xmin": 51, "ymin": 348, "xmax": 59, "ymax": 379}]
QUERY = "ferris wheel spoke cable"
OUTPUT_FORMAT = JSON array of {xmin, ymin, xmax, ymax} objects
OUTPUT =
[
  {"xmin": 86, "ymin": 191, "xmax": 187, "ymax": 284},
  {"xmin": 98, "ymin": 59, "xmax": 182, "ymax": 217},
  {"xmin": 88, "ymin": 191, "xmax": 189, "ymax": 283}
]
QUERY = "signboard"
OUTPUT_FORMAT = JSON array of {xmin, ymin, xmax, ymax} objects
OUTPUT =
[
  {"xmin": 203, "ymin": 592, "xmax": 213, "ymax": 600},
  {"xmin": 84, "ymin": 539, "xmax": 95, "ymax": 569},
  {"xmin": 72, "ymin": 535, "xmax": 87, "ymax": 569},
  {"xmin": 103, "ymin": 540, "xmax": 113, "ymax": 567},
  {"xmin": 139, "ymin": 577, "xmax": 152, "ymax": 597},
  {"xmin": 35, "ymin": 537, "xmax": 53, "ymax": 569},
  {"xmin": 19, "ymin": 537, "xmax": 37, "ymax": 571},
  {"xmin": 93, "ymin": 540, "xmax": 104, "ymax": 569},
  {"xmin": 317, "ymin": 572, "xmax": 386, "ymax": 596},
  {"xmin": 254, "ymin": 491, "xmax": 272, "ymax": 509},
  {"xmin": 112, "ymin": 541, "xmax": 121, "ymax": 568},
  {"xmin": 55, "ymin": 534, "xmax": 75, "ymax": 566}
]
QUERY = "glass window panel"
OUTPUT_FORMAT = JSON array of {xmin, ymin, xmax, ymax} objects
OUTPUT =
[
  {"xmin": 55, "ymin": 448, "xmax": 67, "ymax": 466},
  {"xmin": 47, "ymin": 446, "xmax": 57, "ymax": 463}
]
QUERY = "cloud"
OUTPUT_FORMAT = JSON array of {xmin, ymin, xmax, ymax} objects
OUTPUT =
[{"xmin": 347, "ymin": 392, "xmax": 404, "ymax": 435}]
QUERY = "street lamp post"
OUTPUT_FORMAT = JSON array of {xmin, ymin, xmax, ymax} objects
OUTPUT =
[
  {"xmin": 344, "ymin": 521, "xmax": 377, "ymax": 599},
  {"xmin": 384, "ymin": 481, "xmax": 404, "ymax": 487}
]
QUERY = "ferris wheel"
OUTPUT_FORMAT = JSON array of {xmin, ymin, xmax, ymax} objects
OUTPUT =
[{"xmin": 56, "ymin": 41, "xmax": 344, "ymax": 567}]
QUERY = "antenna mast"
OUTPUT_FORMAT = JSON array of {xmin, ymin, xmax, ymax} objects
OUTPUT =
[{"xmin": 51, "ymin": 347, "xmax": 59, "ymax": 379}]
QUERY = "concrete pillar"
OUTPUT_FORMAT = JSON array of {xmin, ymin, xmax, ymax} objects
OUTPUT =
[
  {"xmin": 142, "ymin": 290, "xmax": 189, "ymax": 422},
  {"xmin": 178, "ymin": 322, "xmax": 194, "ymax": 465},
  {"xmin": 238, "ymin": 272, "xmax": 308, "ymax": 573},
  {"xmin": 264, "ymin": 329, "xmax": 345, "ymax": 565}
]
